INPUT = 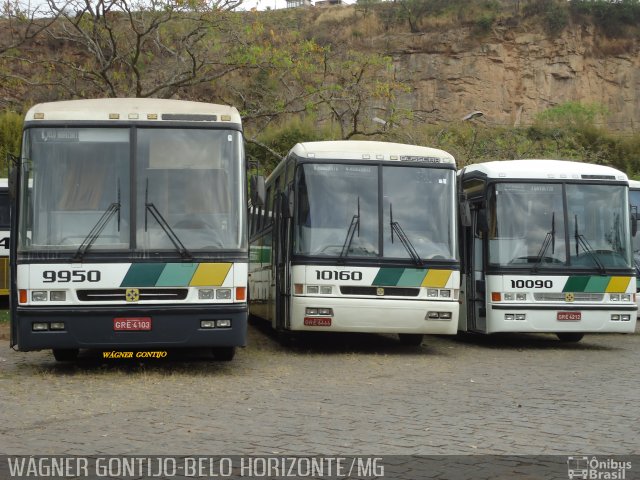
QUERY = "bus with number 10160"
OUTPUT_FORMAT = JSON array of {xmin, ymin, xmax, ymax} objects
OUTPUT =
[
  {"xmin": 10, "ymin": 99, "xmax": 248, "ymax": 361},
  {"xmin": 248, "ymin": 141, "xmax": 459, "ymax": 345},
  {"xmin": 458, "ymin": 159, "xmax": 637, "ymax": 341}
]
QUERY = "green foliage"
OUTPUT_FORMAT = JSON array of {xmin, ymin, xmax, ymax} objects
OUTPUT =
[
  {"xmin": 569, "ymin": 0, "xmax": 640, "ymax": 37},
  {"xmin": 246, "ymin": 116, "xmax": 339, "ymax": 175},
  {"xmin": 523, "ymin": 0, "xmax": 569, "ymax": 35},
  {"xmin": 534, "ymin": 101, "xmax": 607, "ymax": 130},
  {"xmin": 0, "ymin": 111, "xmax": 22, "ymax": 177}
]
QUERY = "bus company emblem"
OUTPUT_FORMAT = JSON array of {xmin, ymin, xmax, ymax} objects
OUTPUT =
[
  {"xmin": 565, "ymin": 292, "xmax": 575, "ymax": 303},
  {"xmin": 125, "ymin": 288, "xmax": 140, "ymax": 303},
  {"xmin": 376, "ymin": 288, "xmax": 385, "ymax": 296}
]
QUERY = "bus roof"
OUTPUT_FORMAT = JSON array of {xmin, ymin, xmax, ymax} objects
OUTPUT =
[
  {"xmin": 629, "ymin": 179, "xmax": 640, "ymax": 190},
  {"xmin": 289, "ymin": 140, "xmax": 456, "ymax": 166},
  {"xmin": 462, "ymin": 159, "xmax": 627, "ymax": 182},
  {"xmin": 24, "ymin": 98, "xmax": 241, "ymax": 124}
]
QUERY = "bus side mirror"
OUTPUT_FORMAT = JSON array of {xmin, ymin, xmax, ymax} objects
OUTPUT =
[
  {"xmin": 7, "ymin": 153, "xmax": 19, "ymax": 200},
  {"xmin": 459, "ymin": 195, "xmax": 472, "ymax": 227},
  {"xmin": 477, "ymin": 209, "xmax": 489, "ymax": 233},
  {"xmin": 250, "ymin": 175, "xmax": 266, "ymax": 207},
  {"xmin": 632, "ymin": 215, "xmax": 638, "ymax": 237}
]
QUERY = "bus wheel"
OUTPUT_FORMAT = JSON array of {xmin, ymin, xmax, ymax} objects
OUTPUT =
[
  {"xmin": 556, "ymin": 333, "xmax": 584, "ymax": 343},
  {"xmin": 52, "ymin": 349, "xmax": 79, "ymax": 362},
  {"xmin": 212, "ymin": 346, "xmax": 236, "ymax": 361},
  {"xmin": 398, "ymin": 334, "xmax": 423, "ymax": 346}
]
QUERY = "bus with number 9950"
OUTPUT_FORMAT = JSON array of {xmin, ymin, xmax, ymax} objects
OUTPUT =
[{"xmin": 10, "ymin": 99, "xmax": 248, "ymax": 361}]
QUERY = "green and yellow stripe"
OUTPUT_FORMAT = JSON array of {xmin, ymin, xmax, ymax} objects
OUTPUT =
[
  {"xmin": 372, "ymin": 268, "xmax": 452, "ymax": 288},
  {"xmin": 562, "ymin": 276, "xmax": 632, "ymax": 293},
  {"xmin": 120, "ymin": 263, "xmax": 232, "ymax": 288}
]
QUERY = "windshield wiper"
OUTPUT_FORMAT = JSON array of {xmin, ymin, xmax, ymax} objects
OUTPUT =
[
  {"xmin": 390, "ymin": 203, "xmax": 423, "ymax": 266},
  {"xmin": 339, "ymin": 197, "xmax": 360, "ymax": 260},
  {"xmin": 145, "ymin": 180, "xmax": 192, "ymax": 260},
  {"xmin": 73, "ymin": 181, "xmax": 121, "ymax": 262},
  {"xmin": 73, "ymin": 203, "xmax": 120, "ymax": 262},
  {"xmin": 532, "ymin": 212, "xmax": 556, "ymax": 272},
  {"xmin": 574, "ymin": 214, "xmax": 605, "ymax": 274}
]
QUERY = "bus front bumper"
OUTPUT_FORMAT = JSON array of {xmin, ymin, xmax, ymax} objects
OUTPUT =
[{"xmin": 12, "ymin": 304, "xmax": 247, "ymax": 351}]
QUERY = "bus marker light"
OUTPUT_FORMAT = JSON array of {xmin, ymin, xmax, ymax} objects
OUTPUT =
[
  {"xmin": 19, "ymin": 290, "xmax": 27, "ymax": 304},
  {"xmin": 294, "ymin": 284, "xmax": 303, "ymax": 294},
  {"xmin": 201, "ymin": 320, "xmax": 216, "ymax": 329},
  {"xmin": 491, "ymin": 292, "xmax": 502, "ymax": 302},
  {"xmin": 108, "ymin": 113, "xmax": 120, "ymax": 119},
  {"xmin": 32, "ymin": 291, "xmax": 48, "ymax": 302},
  {"xmin": 33, "ymin": 112, "xmax": 45, "ymax": 119},
  {"xmin": 32, "ymin": 323, "xmax": 48, "ymax": 331},
  {"xmin": 147, "ymin": 113, "xmax": 158, "ymax": 120},
  {"xmin": 236, "ymin": 287, "xmax": 246, "ymax": 301},
  {"xmin": 50, "ymin": 322, "xmax": 65, "ymax": 330},
  {"xmin": 216, "ymin": 320, "xmax": 231, "ymax": 328}
]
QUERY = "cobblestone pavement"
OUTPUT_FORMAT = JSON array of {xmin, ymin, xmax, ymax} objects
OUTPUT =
[{"xmin": 0, "ymin": 319, "xmax": 638, "ymax": 456}]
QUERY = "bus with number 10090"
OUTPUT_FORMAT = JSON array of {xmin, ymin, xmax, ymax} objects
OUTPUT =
[
  {"xmin": 10, "ymin": 99, "xmax": 248, "ymax": 361},
  {"xmin": 458, "ymin": 159, "xmax": 637, "ymax": 341},
  {"xmin": 248, "ymin": 141, "xmax": 459, "ymax": 345}
]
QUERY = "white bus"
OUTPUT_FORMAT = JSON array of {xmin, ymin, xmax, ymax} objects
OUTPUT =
[
  {"xmin": 629, "ymin": 179, "xmax": 640, "ymax": 310},
  {"xmin": 248, "ymin": 141, "xmax": 459, "ymax": 346},
  {"xmin": 458, "ymin": 159, "xmax": 637, "ymax": 341},
  {"xmin": 0, "ymin": 179, "xmax": 9, "ymax": 298},
  {"xmin": 10, "ymin": 99, "xmax": 247, "ymax": 361}
]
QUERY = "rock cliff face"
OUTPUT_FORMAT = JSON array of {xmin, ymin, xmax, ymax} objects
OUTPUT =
[{"xmin": 376, "ymin": 24, "xmax": 639, "ymax": 130}]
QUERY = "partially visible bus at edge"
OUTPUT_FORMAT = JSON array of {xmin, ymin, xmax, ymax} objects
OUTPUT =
[
  {"xmin": 10, "ymin": 99, "xmax": 247, "ymax": 361},
  {"xmin": 628, "ymin": 179, "xmax": 640, "ymax": 311},
  {"xmin": 248, "ymin": 141, "xmax": 459, "ymax": 345},
  {"xmin": 0, "ymin": 178, "xmax": 9, "ymax": 298},
  {"xmin": 458, "ymin": 160, "xmax": 637, "ymax": 342}
]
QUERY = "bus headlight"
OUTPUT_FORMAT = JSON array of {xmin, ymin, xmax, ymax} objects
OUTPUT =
[
  {"xmin": 216, "ymin": 289, "xmax": 232, "ymax": 300},
  {"xmin": 621, "ymin": 294, "xmax": 632, "ymax": 302},
  {"xmin": 516, "ymin": 293, "xmax": 527, "ymax": 301},
  {"xmin": 32, "ymin": 291, "xmax": 48, "ymax": 302},
  {"xmin": 504, "ymin": 293, "xmax": 514, "ymax": 301},
  {"xmin": 198, "ymin": 289, "xmax": 215, "ymax": 300},
  {"xmin": 439, "ymin": 289, "xmax": 451, "ymax": 298},
  {"xmin": 610, "ymin": 294, "xmax": 620, "ymax": 301},
  {"xmin": 307, "ymin": 286, "xmax": 319, "ymax": 294},
  {"xmin": 427, "ymin": 289, "xmax": 438, "ymax": 298},
  {"xmin": 320, "ymin": 286, "xmax": 333, "ymax": 295},
  {"xmin": 50, "ymin": 291, "xmax": 66, "ymax": 302}
]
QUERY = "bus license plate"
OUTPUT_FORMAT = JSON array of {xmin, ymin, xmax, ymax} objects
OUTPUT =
[
  {"xmin": 557, "ymin": 312, "xmax": 581, "ymax": 321},
  {"xmin": 304, "ymin": 317, "xmax": 332, "ymax": 327},
  {"xmin": 114, "ymin": 317, "xmax": 152, "ymax": 331}
]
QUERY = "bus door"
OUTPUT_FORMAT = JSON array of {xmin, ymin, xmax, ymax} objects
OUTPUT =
[
  {"xmin": 273, "ymin": 189, "xmax": 292, "ymax": 330},
  {"xmin": 466, "ymin": 205, "xmax": 487, "ymax": 332}
]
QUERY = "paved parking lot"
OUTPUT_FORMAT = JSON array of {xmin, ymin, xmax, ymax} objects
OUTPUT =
[{"xmin": 0, "ymin": 318, "xmax": 638, "ymax": 456}]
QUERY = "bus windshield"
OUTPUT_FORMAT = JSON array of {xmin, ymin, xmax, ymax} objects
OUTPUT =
[
  {"xmin": 18, "ymin": 127, "xmax": 244, "ymax": 253},
  {"xmin": 629, "ymin": 188, "xmax": 640, "ymax": 267},
  {"xmin": 488, "ymin": 182, "xmax": 632, "ymax": 269},
  {"xmin": 294, "ymin": 163, "xmax": 456, "ymax": 260}
]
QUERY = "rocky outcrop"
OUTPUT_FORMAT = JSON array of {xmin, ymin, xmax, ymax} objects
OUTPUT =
[{"xmin": 374, "ymin": 24, "xmax": 639, "ymax": 129}]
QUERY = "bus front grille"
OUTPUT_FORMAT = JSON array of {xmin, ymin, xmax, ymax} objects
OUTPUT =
[
  {"xmin": 77, "ymin": 289, "xmax": 188, "ymax": 302},
  {"xmin": 339, "ymin": 286, "xmax": 420, "ymax": 297},
  {"xmin": 533, "ymin": 292, "xmax": 604, "ymax": 302}
]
